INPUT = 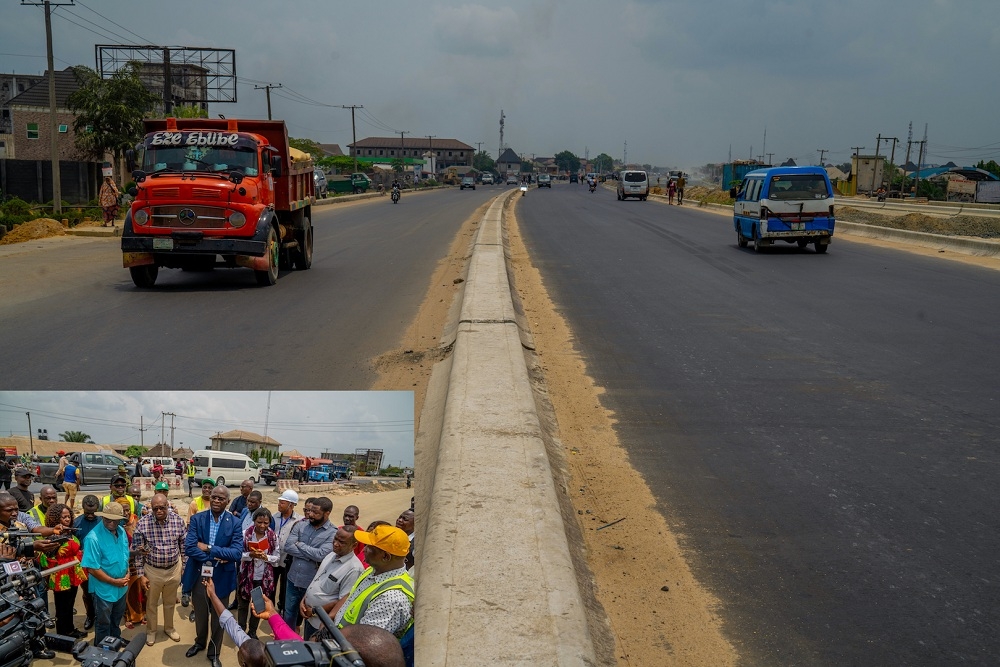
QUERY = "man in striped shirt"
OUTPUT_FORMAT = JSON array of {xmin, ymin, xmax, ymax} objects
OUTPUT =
[{"xmin": 133, "ymin": 492, "xmax": 186, "ymax": 646}]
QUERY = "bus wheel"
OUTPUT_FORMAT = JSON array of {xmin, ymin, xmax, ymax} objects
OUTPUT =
[
  {"xmin": 737, "ymin": 229, "xmax": 748, "ymax": 248},
  {"xmin": 753, "ymin": 228, "xmax": 766, "ymax": 253}
]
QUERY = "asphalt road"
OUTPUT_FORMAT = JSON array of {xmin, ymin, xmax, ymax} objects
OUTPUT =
[
  {"xmin": 516, "ymin": 183, "xmax": 1000, "ymax": 665},
  {"xmin": 0, "ymin": 187, "xmax": 501, "ymax": 389}
]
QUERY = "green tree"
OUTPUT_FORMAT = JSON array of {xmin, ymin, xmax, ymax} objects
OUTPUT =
[
  {"xmin": 289, "ymin": 137, "xmax": 323, "ymax": 158},
  {"xmin": 124, "ymin": 445, "xmax": 148, "ymax": 458},
  {"xmin": 554, "ymin": 150, "xmax": 580, "ymax": 174},
  {"xmin": 593, "ymin": 153, "xmax": 614, "ymax": 173},
  {"xmin": 390, "ymin": 157, "xmax": 406, "ymax": 174},
  {"xmin": 59, "ymin": 431, "xmax": 94, "ymax": 443},
  {"xmin": 67, "ymin": 62, "xmax": 161, "ymax": 169},
  {"xmin": 167, "ymin": 104, "xmax": 208, "ymax": 119},
  {"xmin": 473, "ymin": 151, "xmax": 495, "ymax": 173},
  {"xmin": 975, "ymin": 159, "xmax": 1000, "ymax": 178}
]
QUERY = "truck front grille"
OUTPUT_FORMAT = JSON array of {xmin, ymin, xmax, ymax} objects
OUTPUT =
[{"xmin": 150, "ymin": 205, "xmax": 229, "ymax": 228}]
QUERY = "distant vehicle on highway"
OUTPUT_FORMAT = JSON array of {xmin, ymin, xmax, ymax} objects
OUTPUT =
[
  {"xmin": 731, "ymin": 166, "xmax": 835, "ymax": 253},
  {"xmin": 569, "ymin": 174, "xmax": 579, "ymax": 183},
  {"xmin": 536, "ymin": 174, "xmax": 552, "ymax": 188},
  {"xmin": 481, "ymin": 173, "xmax": 494, "ymax": 185},
  {"xmin": 617, "ymin": 170, "xmax": 649, "ymax": 201},
  {"xmin": 506, "ymin": 175, "xmax": 518, "ymax": 185},
  {"xmin": 460, "ymin": 176, "xmax": 476, "ymax": 190}
]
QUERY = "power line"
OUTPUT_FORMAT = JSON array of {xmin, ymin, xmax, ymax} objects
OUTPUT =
[{"xmin": 71, "ymin": 0, "xmax": 153, "ymax": 44}]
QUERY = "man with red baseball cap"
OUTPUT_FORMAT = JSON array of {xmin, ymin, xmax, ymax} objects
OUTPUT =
[{"xmin": 330, "ymin": 524, "xmax": 413, "ymax": 640}]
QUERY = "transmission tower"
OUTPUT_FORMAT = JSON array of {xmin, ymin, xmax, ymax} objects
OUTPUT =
[{"xmin": 498, "ymin": 109, "xmax": 505, "ymax": 158}]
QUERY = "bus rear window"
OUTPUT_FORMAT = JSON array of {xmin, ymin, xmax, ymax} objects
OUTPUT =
[
  {"xmin": 768, "ymin": 175, "xmax": 830, "ymax": 200},
  {"xmin": 624, "ymin": 172, "xmax": 646, "ymax": 182}
]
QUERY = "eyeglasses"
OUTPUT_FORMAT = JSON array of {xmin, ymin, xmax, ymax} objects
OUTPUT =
[{"xmin": 151, "ymin": 505, "xmax": 168, "ymax": 511}]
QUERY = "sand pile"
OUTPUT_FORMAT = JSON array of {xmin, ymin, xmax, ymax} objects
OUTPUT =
[{"xmin": 0, "ymin": 218, "xmax": 65, "ymax": 245}]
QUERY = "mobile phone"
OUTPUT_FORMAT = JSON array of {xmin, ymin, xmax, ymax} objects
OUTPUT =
[
  {"xmin": 201, "ymin": 564, "xmax": 214, "ymax": 578},
  {"xmin": 251, "ymin": 586, "xmax": 265, "ymax": 614}
]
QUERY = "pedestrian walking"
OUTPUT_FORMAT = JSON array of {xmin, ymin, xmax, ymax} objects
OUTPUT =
[
  {"xmin": 676, "ymin": 174, "xmax": 686, "ymax": 205},
  {"xmin": 668, "ymin": 179, "xmax": 677, "ymax": 204},
  {"xmin": 99, "ymin": 176, "xmax": 120, "ymax": 227},
  {"xmin": 186, "ymin": 460, "xmax": 197, "ymax": 498}
]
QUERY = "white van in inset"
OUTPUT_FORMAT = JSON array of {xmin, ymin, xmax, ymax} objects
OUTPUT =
[
  {"xmin": 192, "ymin": 449, "xmax": 261, "ymax": 487},
  {"xmin": 617, "ymin": 170, "xmax": 649, "ymax": 201}
]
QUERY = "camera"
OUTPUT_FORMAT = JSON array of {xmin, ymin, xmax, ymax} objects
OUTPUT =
[
  {"xmin": 263, "ymin": 608, "xmax": 364, "ymax": 667},
  {"xmin": 72, "ymin": 632, "xmax": 146, "ymax": 667},
  {"xmin": 0, "ymin": 557, "xmax": 59, "ymax": 667}
]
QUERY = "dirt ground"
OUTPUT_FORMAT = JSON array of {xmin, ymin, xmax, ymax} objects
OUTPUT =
[{"xmin": 36, "ymin": 485, "xmax": 413, "ymax": 667}]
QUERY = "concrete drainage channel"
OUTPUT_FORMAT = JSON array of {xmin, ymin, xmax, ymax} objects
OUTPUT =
[{"xmin": 416, "ymin": 190, "xmax": 598, "ymax": 666}]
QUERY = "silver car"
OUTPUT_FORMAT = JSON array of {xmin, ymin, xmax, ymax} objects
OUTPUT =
[{"xmin": 313, "ymin": 168, "xmax": 328, "ymax": 198}]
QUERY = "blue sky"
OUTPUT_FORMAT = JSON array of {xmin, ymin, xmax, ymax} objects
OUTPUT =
[
  {"xmin": 0, "ymin": 391, "xmax": 415, "ymax": 466},
  {"xmin": 2, "ymin": 0, "xmax": 998, "ymax": 173}
]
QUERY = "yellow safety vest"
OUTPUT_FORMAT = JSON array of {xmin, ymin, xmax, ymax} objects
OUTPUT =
[
  {"xmin": 339, "ymin": 568, "xmax": 414, "ymax": 637},
  {"xmin": 186, "ymin": 463, "xmax": 196, "ymax": 478},
  {"xmin": 191, "ymin": 496, "xmax": 210, "ymax": 513},
  {"xmin": 28, "ymin": 504, "xmax": 47, "ymax": 526}
]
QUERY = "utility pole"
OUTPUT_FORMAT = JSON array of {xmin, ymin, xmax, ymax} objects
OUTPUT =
[
  {"xmin": 26, "ymin": 412, "xmax": 35, "ymax": 458},
  {"xmin": 870, "ymin": 134, "xmax": 884, "ymax": 194},
  {"xmin": 913, "ymin": 139, "xmax": 927, "ymax": 198},
  {"xmin": 341, "ymin": 105, "xmax": 363, "ymax": 173},
  {"xmin": 165, "ymin": 412, "xmax": 175, "ymax": 458},
  {"xmin": 623, "ymin": 140, "xmax": 627, "ymax": 169},
  {"xmin": 23, "ymin": 0, "xmax": 74, "ymax": 214},
  {"xmin": 498, "ymin": 109, "xmax": 505, "ymax": 159},
  {"xmin": 254, "ymin": 83, "xmax": 282, "ymax": 120},
  {"xmin": 397, "ymin": 130, "xmax": 409, "ymax": 171},
  {"xmin": 765, "ymin": 153, "xmax": 774, "ymax": 166},
  {"xmin": 816, "ymin": 149, "xmax": 828, "ymax": 166},
  {"xmin": 883, "ymin": 137, "xmax": 899, "ymax": 194}
]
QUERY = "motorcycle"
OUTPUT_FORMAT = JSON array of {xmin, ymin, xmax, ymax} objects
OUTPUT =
[
  {"xmin": 589, "ymin": 182, "xmax": 597, "ymax": 193},
  {"xmin": 391, "ymin": 186, "xmax": 400, "ymax": 204}
]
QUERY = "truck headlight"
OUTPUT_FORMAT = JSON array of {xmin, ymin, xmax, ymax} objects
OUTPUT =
[
  {"xmin": 229, "ymin": 211, "xmax": 247, "ymax": 228},
  {"xmin": 133, "ymin": 209, "xmax": 149, "ymax": 225}
]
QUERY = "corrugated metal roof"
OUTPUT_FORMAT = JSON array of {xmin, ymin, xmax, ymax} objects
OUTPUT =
[
  {"xmin": 351, "ymin": 136, "xmax": 473, "ymax": 151},
  {"xmin": 6, "ymin": 67, "xmax": 82, "ymax": 109}
]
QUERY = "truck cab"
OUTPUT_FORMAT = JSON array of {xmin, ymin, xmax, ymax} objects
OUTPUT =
[
  {"xmin": 731, "ymin": 166, "xmax": 836, "ymax": 253},
  {"xmin": 122, "ymin": 118, "xmax": 315, "ymax": 287}
]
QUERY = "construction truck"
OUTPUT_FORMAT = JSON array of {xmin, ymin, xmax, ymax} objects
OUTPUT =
[{"xmin": 122, "ymin": 118, "xmax": 315, "ymax": 287}]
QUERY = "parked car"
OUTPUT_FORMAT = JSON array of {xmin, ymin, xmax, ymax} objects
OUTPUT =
[
  {"xmin": 481, "ymin": 173, "xmax": 494, "ymax": 185},
  {"xmin": 537, "ymin": 174, "xmax": 552, "ymax": 188},
  {"xmin": 260, "ymin": 462, "xmax": 291, "ymax": 485},
  {"xmin": 460, "ymin": 176, "xmax": 476, "ymax": 190},
  {"xmin": 37, "ymin": 450, "xmax": 131, "ymax": 488},
  {"xmin": 313, "ymin": 168, "xmax": 328, "ymax": 198}
]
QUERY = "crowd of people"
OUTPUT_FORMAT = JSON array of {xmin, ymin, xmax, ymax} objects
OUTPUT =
[{"xmin": 0, "ymin": 464, "xmax": 414, "ymax": 667}]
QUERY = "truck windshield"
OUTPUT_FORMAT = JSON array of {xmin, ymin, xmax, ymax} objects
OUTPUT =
[
  {"xmin": 142, "ymin": 145, "xmax": 259, "ymax": 175},
  {"xmin": 768, "ymin": 174, "xmax": 830, "ymax": 200}
]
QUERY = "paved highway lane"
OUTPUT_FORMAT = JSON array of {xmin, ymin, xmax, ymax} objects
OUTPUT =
[
  {"xmin": 0, "ymin": 187, "xmax": 501, "ymax": 389},
  {"xmin": 517, "ymin": 184, "xmax": 1000, "ymax": 665}
]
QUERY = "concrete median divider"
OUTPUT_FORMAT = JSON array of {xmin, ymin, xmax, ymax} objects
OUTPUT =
[{"xmin": 417, "ymin": 191, "xmax": 597, "ymax": 666}]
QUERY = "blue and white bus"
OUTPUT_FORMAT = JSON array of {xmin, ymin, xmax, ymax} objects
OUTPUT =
[{"xmin": 730, "ymin": 166, "xmax": 836, "ymax": 253}]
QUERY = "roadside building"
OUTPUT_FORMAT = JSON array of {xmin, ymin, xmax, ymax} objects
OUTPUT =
[
  {"xmin": 496, "ymin": 148, "xmax": 521, "ymax": 177},
  {"xmin": 349, "ymin": 137, "xmax": 474, "ymax": 171},
  {"xmin": 209, "ymin": 429, "xmax": 281, "ymax": 459}
]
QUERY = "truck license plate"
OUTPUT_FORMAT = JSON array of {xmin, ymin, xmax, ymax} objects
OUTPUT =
[
  {"xmin": 791, "ymin": 222, "xmax": 804, "ymax": 231},
  {"xmin": 153, "ymin": 238, "xmax": 173, "ymax": 250}
]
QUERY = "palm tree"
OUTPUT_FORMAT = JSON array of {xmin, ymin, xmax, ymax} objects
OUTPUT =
[{"xmin": 59, "ymin": 431, "xmax": 94, "ymax": 443}]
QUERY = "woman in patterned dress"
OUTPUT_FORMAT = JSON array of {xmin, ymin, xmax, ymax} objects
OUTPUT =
[
  {"xmin": 99, "ymin": 176, "xmax": 120, "ymax": 227},
  {"xmin": 39, "ymin": 503, "xmax": 87, "ymax": 638}
]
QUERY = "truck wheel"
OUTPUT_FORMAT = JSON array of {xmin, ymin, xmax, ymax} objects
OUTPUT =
[
  {"xmin": 216, "ymin": 476, "xmax": 226, "ymax": 487},
  {"xmin": 815, "ymin": 241, "xmax": 829, "ymax": 254},
  {"xmin": 129, "ymin": 265, "xmax": 158, "ymax": 288},
  {"xmin": 266, "ymin": 479, "xmax": 273, "ymax": 486},
  {"xmin": 295, "ymin": 224, "xmax": 313, "ymax": 270},
  {"xmin": 797, "ymin": 239, "xmax": 809, "ymax": 248},
  {"xmin": 752, "ymin": 228, "xmax": 766, "ymax": 253},
  {"xmin": 737, "ymin": 229, "xmax": 748, "ymax": 248},
  {"xmin": 255, "ymin": 226, "xmax": 279, "ymax": 286}
]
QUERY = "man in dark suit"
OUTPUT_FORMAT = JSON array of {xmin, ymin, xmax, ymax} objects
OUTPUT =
[{"xmin": 183, "ymin": 484, "xmax": 243, "ymax": 667}]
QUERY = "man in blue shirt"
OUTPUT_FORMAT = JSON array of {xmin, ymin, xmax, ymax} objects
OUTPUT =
[
  {"xmin": 73, "ymin": 495, "xmax": 102, "ymax": 631},
  {"xmin": 62, "ymin": 458, "xmax": 79, "ymax": 510},
  {"xmin": 281, "ymin": 496, "xmax": 336, "ymax": 631},
  {"xmin": 80, "ymin": 501, "xmax": 131, "ymax": 644}
]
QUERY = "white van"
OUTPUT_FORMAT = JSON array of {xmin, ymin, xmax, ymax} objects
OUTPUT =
[
  {"xmin": 617, "ymin": 170, "xmax": 649, "ymax": 201},
  {"xmin": 141, "ymin": 456, "xmax": 175, "ymax": 469},
  {"xmin": 191, "ymin": 449, "xmax": 260, "ymax": 487}
]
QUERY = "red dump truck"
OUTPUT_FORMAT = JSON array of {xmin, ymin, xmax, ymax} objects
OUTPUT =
[{"xmin": 122, "ymin": 118, "xmax": 314, "ymax": 287}]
